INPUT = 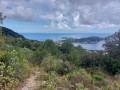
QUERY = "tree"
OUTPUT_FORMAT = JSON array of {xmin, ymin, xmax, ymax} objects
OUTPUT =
[
  {"xmin": 22, "ymin": 40, "xmax": 33, "ymax": 49},
  {"xmin": 103, "ymin": 30, "xmax": 120, "ymax": 59},
  {"xmin": 103, "ymin": 55, "xmax": 120, "ymax": 75},
  {"xmin": 60, "ymin": 42, "xmax": 74, "ymax": 54},
  {"xmin": 32, "ymin": 49, "xmax": 48, "ymax": 64},
  {"xmin": 42, "ymin": 39, "xmax": 58, "ymax": 55},
  {"xmin": 76, "ymin": 45, "xmax": 85, "ymax": 55}
]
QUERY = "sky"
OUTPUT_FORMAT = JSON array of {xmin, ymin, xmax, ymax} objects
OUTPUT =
[{"xmin": 0, "ymin": 0, "xmax": 120, "ymax": 33}]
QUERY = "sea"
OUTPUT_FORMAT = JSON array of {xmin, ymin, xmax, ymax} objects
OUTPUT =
[{"xmin": 21, "ymin": 33, "xmax": 113, "ymax": 50}]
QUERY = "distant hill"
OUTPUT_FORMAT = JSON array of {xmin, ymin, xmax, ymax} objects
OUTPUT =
[
  {"xmin": 1, "ymin": 27, "xmax": 25, "ymax": 39},
  {"xmin": 62, "ymin": 36, "xmax": 103, "ymax": 44}
]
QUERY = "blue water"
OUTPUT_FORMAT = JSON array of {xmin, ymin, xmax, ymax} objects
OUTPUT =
[{"xmin": 21, "ymin": 33, "xmax": 113, "ymax": 50}]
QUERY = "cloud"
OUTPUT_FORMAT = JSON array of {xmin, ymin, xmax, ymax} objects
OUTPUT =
[
  {"xmin": 0, "ymin": 1, "xmax": 8, "ymax": 11},
  {"xmin": 1, "ymin": 0, "xmax": 120, "ymax": 30},
  {"xmin": 97, "ymin": 22, "xmax": 120, "ymax": 29},
  {"xmin": 4, "ymin": 6, "xmax": 34, "ymax": 21},
  {"xmin": 73, "ymin": 12, "xmax": 80, "ymax": 27},
  {"xmin": 44, "ymin": 21, "xmax": 70, "ymax": 30},
  {"xmin": 39, "ymin": 12, "xmax": 64, "ymax": 21},
  {"xmin": 57, "ymin": 21, "xmax": 70, "ymax": 29}
]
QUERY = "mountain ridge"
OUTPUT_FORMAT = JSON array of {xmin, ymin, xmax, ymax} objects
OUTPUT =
[{"xmin": 1, "ymin": 27, "xmax": 25, "ymax": 39}]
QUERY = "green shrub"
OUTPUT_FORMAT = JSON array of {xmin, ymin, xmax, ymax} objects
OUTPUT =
[
  {"xmin": 91, "ymin": 74, "xmax": 108, "ymax": 88},
  {"xmin": 8, "ymin": 50, "xmax": 31, "ymax": 80},
  {"xmin": 1, "ymin": 50, "xmax": 31, "ymax": 80},
  {"xmin": 42, "ymin": 39, "xmax": 58, "ymax": 55},
  {"xmin": 41, "ymin": 56, "xmax": 65, "ymax": 74},
  {"xmin": 60, "ymin": 42, "xmax": 74, "ymax": 54},
  {"xmin": 38, "ymin": 68, "xmax": 92, "ymax": 90},
  {"xmin": 22, "ymin": 40, "xmax": 33, "ymax": 49},
  {"xmin": 0, "ymin": 61, "xmax": 19, "ymax": 90},
  {"xmin": 19, "ymin": 47, "xmax": 33, "ymax": 60},
  {"xmin": 32, "ymin": 49, "xmax": 48, "ymax": 64},
  {"xmin": 38, "ymin": 71, "xmax": 58, "ymax": 90},
  {"xmin": 91, "ymin": 75, "xmax": 105, "ymax": 80},
  {"xmin": 103, "ymin": 55, "xmax": 120, "ymax": 75},
  {"xmin": 65, "ymin": 68, "xmax": 92, "ymax": 89}
]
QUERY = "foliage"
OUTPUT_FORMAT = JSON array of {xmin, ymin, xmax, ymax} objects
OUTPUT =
[
  {"xmin": 104, "ymin": 30, "xmax": 120, "ymax": 60},
  {"xmin": 41, "ymin": 56, "xmax": 73, "ymax": 74},
  {"xmin": 42, "ymin": 39, "xmax": 59, "ymax": 55},
  {"xmin": 19, "ymin": 47, "xmax": 33, "ymax": 60},
  {"xmin": 32, "ymin": 49, "xmax": 48, "ymax": 64},
  {"xmin": 38, "ymin": 68, "xmax": 92, "ymax": 90},
  {"xmin": 1, "ymin": 27, "xmax": 120, "ymax": 89},
  {"xmin": 65, "ymin": 51, "xmax": 81, "ymax": 66},
  {"xmin": 21, "ymin": 39, "xmax": 33, "ymax": 49},
  {"xmin": 0, "ymin": 61, "xmax": 19, "ymax": 90},
  {"xmin": 103, "ymin": 55, "xmax": 120, "ymax": 75},
  {"xmin": 76, "ymin": 45, "xmax": 86, "ymax": 55},
  {"xmin": 91, "ymin": 75, "xmax": 105, "ymax": 80},
  {"xmin": 2, "ymin": 50, "xmax": 31, "ymax": 80},
  {"xmin": 2, "ymin": 27, "xmax": 25, "ymax": 39},
  {"xmin": 81, "ymin": 52, "xmax": 104, "ymax": 68},
  {"xmin": 81, "ymin": 52, "xmax": 120, "ymax": 75},
  {"xmin": 60, "ymin": 41, "xmax": 74, "ymax": 54}
]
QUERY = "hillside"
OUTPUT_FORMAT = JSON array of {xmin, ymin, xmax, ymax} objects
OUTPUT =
[
  {"xmin": 0, "ymin": 27, "xmax": 120, "ymax": 90},
  {"xmin": 1, "ymin": 27, "xmax": 25, "ymax": 39}
]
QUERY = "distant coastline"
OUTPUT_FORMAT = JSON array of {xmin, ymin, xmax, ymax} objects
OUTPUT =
[
  {"xmin": 20, "ymin": 33, "xmax": 111, "ymax": 50},
  {"xmin": 61, "ymin": 36, "xmax": 103, "ymax": 44}
]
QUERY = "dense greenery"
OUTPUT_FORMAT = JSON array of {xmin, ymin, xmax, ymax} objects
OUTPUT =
[
  {"xmin": 104, "ymin": 30, "xmax": 120, "ymax": 60},
  {"xmin": 0, "ymin": 27, "xmax": 120, "ymax": 89},
  {"xmin": 0, "ymin": 45, "xmax": 32, "ymax": 89},
  {"xmin": 2, "ymin": 27, "xmax": 25, "ymax": 39}
]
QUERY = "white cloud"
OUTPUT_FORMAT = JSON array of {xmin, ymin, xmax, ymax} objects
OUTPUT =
[
  {"xmin": 0, "ymin": 1, "xmax": 8, "ymax": 11},
  {"xmin": 73, "ymin": 12, "xmax": 80, "ymax": 27},
  {"xmin": 4, "ymin": 6, "xmax": 34, "ymax": 21},
  {"xmin": 57, "ymin": 21, "xmax": 70, "ymax": 29},
  {"xmin": 39, "ymin": 12, "xmax": 64, "ymax": 21},
  {"xmin": 1, "ymin": 0, "xmax": 120, "ymax": 30},
  {"xmin": 97, "ymin": 22, "xmax": 120, "ymax": 29}
]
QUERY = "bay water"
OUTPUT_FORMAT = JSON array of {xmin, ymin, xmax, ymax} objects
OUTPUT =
[{"xmin": 21, "ymin": 33, "xmax": 113, "ymax": 50}]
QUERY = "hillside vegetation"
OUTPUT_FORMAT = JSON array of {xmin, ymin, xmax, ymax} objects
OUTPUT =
[
  {"xmin": 0, "ymin": 27, "xmax": 120, "ymax": 90},
  {"xmin": 2, "ymin": 27, "xmax": 25, "ymax": 39}
]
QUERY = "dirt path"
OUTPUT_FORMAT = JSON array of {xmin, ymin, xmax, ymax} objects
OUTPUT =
[{"xmin": 17, "ymin": 67, "xmax": 45, "ymax": 90}]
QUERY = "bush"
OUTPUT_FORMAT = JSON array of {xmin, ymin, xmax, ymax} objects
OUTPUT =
[
  {"xmin": 41, "ymin": 56, "xmax": 65, "ymax": 74},
  {"xmin": 65, "ymin": 69, "xmax": 92, "ymax": 89},
  {"xmin": 1, "ymin": 50, "xmax": 31, "ymax": 80},
  {"xmin": 103, "ymin": 55, "xmax": 120, "ymax": 75},
  {"xmin": 0, "ymin": 61, "xmax": 19, "ymax": 90},
  {"xmin": 81, "ymin": 52, "xmax": 120, "ymax": 75},
  {"xmin": 81, "ymin": 52, "xmax": 104, "ymax": 68},
  {"xmin": 60, "ymin": 42, "xmax": 74, "ymax": 54},
  {"xmin": 65, "ymin": 51, "xmax": 81, "ymax": 66},
  {"xmin": 91, "ymin": 75, "xmax": 105, "ymax": 81},
  {"xmin": 32, "ymin": 49, "xmax": 48, "ymax": 64},
  {"xmin": 9, "ymin": 50, "xmax": 31, "ymax": 80},
  {"xmin": 38, "ymin": 68, "xmax": 92, "ymax": 90},
  {"xmin": 42, "ymin": 39, "xmax": 58, "ymax": 55},
  {"xmin": 41, "ymin": 56, "xmax": 73, "ymax": 75},
  {"xmin": 103, "ymin": 30, "xmax": 120, "ymax": 60},
  {"xmin": 19, "ymin": 47, "xmax": 33, "ymax": 60},
  {"xmin": 91, "ymin": 74, "xmax": 108, "ymax": 88}
]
